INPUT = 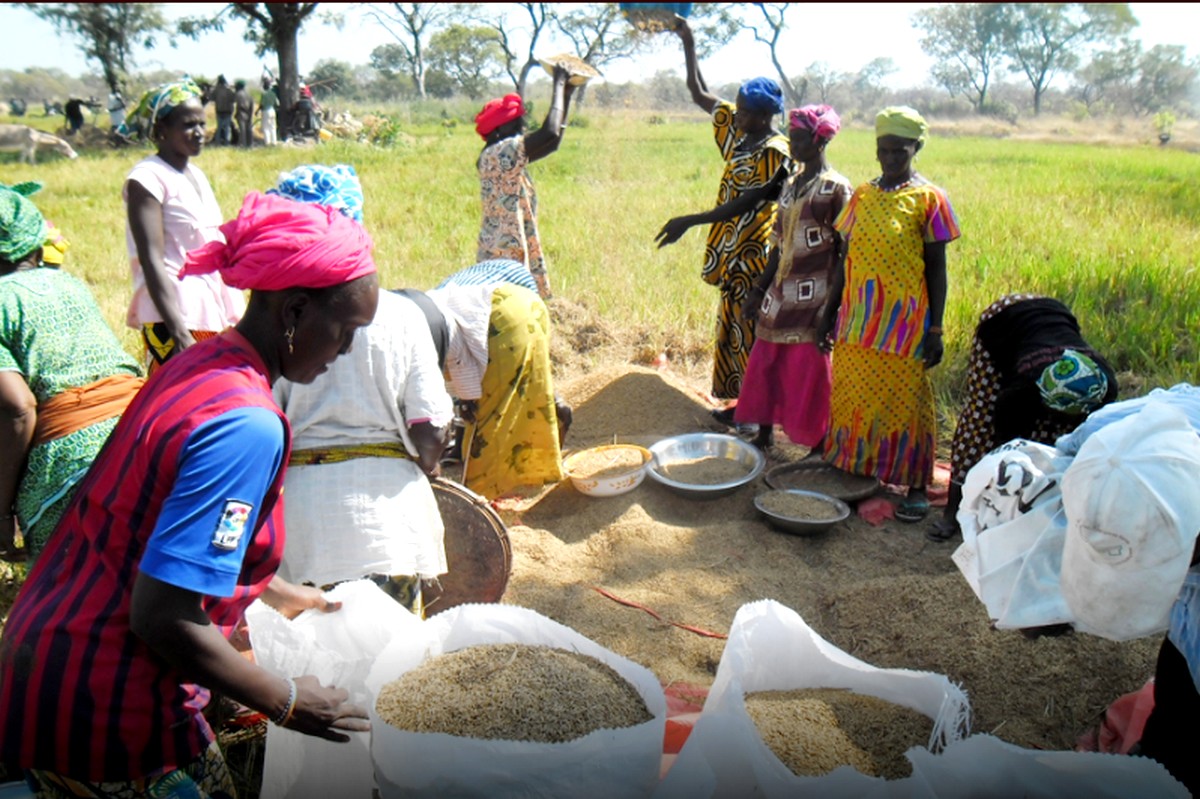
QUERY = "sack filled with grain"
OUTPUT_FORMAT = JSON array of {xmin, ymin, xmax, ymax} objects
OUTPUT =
[
  {"xmin": 247, "ymin": 580, "xmax": 427, "ymax": 799},
  {"xmin": 365, "ymin": 603, "xmax": 666, "ymax": 798},
  {"xmin": 654, "ymin": 599, "xmax": 970, "ymax": 798}
]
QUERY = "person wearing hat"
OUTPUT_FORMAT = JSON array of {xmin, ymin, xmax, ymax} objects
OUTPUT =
[
  {"xmin": 0, "ymin": 182, "xmax": 144, "ymax": 562},
  {"xmin": 817, "ymin": 105, "xmax": 960, "ymax": 523},
  {"xmin": 661, "ymin": 17, "xmax": 791, "ymax": 427},
  {"xmin": 930, "ymin": 294, "xmax": 1117, "ymax": 542},
  {"xmin": 1055, "ymin": 402, "xmax": 1200, "ymax": 794},
  {"xmin": 473, "ymin": 64, "xmax": 575, "ymax": 300},
  {"xmin": 269, "ymin": 164, "xmax": 455, "ymax": 615},
  {"xmin": 123, "ymin": 78, "xmax": 246, "ymax": 376},
  {"xmin": 0, "ymin": 191, "xmax": 379, "ymax": 793}
]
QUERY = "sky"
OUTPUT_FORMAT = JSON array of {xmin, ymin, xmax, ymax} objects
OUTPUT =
[{"xmin": 0, "ymin": 3, "xmax": 1195, "ymax": 92}]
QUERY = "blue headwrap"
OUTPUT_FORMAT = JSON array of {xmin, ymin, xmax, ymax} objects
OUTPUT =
[
  {"xmin": 267, "ymin": 164, "xmax": 365, "ymax": 223},
  {"xmin": 738, "ymin": 77, "xmax": 784, "ymax": 115}
]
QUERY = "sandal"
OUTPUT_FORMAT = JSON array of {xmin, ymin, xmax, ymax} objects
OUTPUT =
[
  {"xmin": 895, "ymin": 495, "xmax": 930, "ymax": 523},
  {"xmin": 926, "ymin": 518, "xmax": 960, "ymax": 543}
]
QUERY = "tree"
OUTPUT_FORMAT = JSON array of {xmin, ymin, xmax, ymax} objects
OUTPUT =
[
  {"xmin": 913, "ymin": 3, "xmax": 1009, "ymax": 113},
  {"xmin": 554, "ymin": 4, "xmax": 644, "ymax": 83},
  {"xmin": 426, "ymin": 24, "xmax": 506, "ymax": 100},
  {"xmin": 21, "ymin": 3, "xmax": 169, "ymax": 94},
  {"xmin": 306, "ymin": 58, "xmax": 356, "ymax": 100},
  {"xmin": 746, "ymin": 3, "xmax": 805, "ymax": 109},
  {"xmin": 178, "ymin": 3, "xmax": 321, "ymax": 135},
  {"xmin": 802, "ymin": 62, "xmax": 845, "ymax": 105},
  {"xmin": 1133, "ymin": 45, "xmax": 1199, "ymax": 116},
  {"xmin": 479, "ymin": 2, "xmax": 556, "ymax": 98},
  {"xmin": 1000, "ymin": 3, "xmax": 1136, "ymax": 115},
  {"xmin": 362, "ymin": 3, "xmax": 469, "ymax": 99},
  {"xmin": 851, "ymin": 58, "xmax": 897, "ymax": 115},
  {"xmin": 1074, "ymin": 42, "xmax": 1140, "ymax": 113}
]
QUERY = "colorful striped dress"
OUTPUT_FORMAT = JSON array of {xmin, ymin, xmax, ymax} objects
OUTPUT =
[
  {"xmin": 825, "ymin": 174, "xmax": 960, "ymax": 488},
  {"xmin": 703, "ymin": 101, "xmax": 791, "ymax": 400}
]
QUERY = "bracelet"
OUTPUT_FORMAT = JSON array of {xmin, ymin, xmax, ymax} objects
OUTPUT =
[
  {"xmin": 927, "ymin": 325, "xmax": 943, "ymax": 335},
  {"xmin": 272, "ymin": 677, "xmax": 297, "ymax": 727}
]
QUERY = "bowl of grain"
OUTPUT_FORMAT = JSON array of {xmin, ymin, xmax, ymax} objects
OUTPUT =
[
  {"xmin": 754, "ymin": 488, "xmax": 850, "ymax": 535},
  {"xmin": 646, "ymin": 432, "xmax": 765, "ymax": 500},
  {"xmin": 562, "ymin": 444, "xmax": 653, "ymax": 497}
]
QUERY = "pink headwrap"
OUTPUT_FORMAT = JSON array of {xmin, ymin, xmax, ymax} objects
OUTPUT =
[
  {"xmin": 475, "ymin": 93, "xmax": 525, "ymax": 139},
  {"xmin": 789, "ymin": 104, "xmax": 842, "ymax": 142},
  {"xmin": 180, "ymin": 191, "xmax": 376, "ymax": 291}
]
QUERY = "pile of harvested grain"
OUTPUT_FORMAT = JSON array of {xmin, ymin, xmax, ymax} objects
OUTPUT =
[
  {"xmin": 661, "ymin": 457, "xmax": 750, "ymax": 485},
  {"xmin": 501, "ymin": 360, "xmax": 1159, "ymax": 758},
  {"xmin": 566, "ymin": 446, "xmax": 646, "ymax": 480},
  {"xmin": 759, "ymin": 491, "xmax": 840, "ymax": 521},
  {"xmin": 744, "ymin": 688, "xmax": 931, "ymax": 779},
  {"xmin": 375, "ymin": 643, "xmax": 652, "ymax": 743}
]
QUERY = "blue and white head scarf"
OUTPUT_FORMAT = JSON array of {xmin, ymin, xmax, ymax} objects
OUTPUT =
[{"xmin": 267, "ymin": 164, "xmax": 365, "ymax": 223}]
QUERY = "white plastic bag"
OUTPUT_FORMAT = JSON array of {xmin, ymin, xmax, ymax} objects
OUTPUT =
[
  {"xmin": 654, "ymin": 599, "xmax": 970, "ymax": 799},
  {"xmin": 905, "ymin": 734, "xmax": 1188, "ymax": 798},
  {"xmin": 249, "ymin": 580, "xmax": 427, "ymax": 799},
  {"xmin": 365, "ymin": 603, "xmax": 667, "ymax": 798},
  {"xmin": 952, "ymin": 440, "xmax": 1076, "ymax": 630}
]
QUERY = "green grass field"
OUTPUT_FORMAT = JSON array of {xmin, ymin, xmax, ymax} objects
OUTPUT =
[{"xmin": 4, "ymin": 109, "xmax": 1199, "ymax": 412}]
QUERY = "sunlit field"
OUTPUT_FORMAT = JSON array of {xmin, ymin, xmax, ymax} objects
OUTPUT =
[{"xmin": 3, "ymin": 107, "xmax": 1199, "ymax": 414}]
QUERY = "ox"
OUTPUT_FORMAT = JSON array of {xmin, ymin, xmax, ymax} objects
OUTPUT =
[{"xmin": 0, "ymin": 124, "xmax": 79, "ymax": 164}]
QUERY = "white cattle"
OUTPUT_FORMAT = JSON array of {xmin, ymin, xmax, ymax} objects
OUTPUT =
[{"xmin": 0, "ymin": 124, "xmax": 79, "ymax": 164}]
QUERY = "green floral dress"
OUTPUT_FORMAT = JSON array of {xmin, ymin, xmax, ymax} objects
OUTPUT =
[{"xmin": 1, "ymin": 268, "xmax": 142, "ymax": 555}]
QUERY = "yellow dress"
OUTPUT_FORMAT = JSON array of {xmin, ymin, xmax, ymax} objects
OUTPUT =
[
  {"xmin": 702, "ymin": 101, "xmax": 791, "ymax": 400},
  {"xmin": 825, "ymin": 175, "xmax": 960, "ymax": 488}
]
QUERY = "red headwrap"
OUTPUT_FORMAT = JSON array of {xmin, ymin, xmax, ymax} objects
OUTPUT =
[
  {"xmin": 180, "ymin": 191, "xmax": 376, "ymax": 291},
  {"xmin": 475, "ymin": 93, "xmax": 525, "ymax": 139}
]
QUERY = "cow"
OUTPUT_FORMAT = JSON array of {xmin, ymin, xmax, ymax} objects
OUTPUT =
[{"xmin": 0, "ymin": 124, "xmax": 79, "ymax": 164}]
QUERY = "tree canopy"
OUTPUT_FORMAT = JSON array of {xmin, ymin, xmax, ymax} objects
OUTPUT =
[{"xmin": 22, "ymin": 3, "xmax": 169, "ymax": 94}]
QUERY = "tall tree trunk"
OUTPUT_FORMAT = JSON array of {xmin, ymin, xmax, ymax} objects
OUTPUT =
[{"xmin": 276, "ymin": 23, "xmax": 301, "ymax": 137}]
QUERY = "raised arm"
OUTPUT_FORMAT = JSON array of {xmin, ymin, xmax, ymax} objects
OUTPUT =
[
  {"xmin": 525, "ymin": 65, "xmax": 575, "ymax": 163},
  {"xmin": 673, "ymin": 17, "xmax": 718, "ymax": 114},
  {"xmin": 126, "ymin": 179, "xmax": 194, "ymax": 350}
]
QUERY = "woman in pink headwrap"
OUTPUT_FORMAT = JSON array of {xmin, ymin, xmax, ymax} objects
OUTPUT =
[
  {"xmin": 474, "ymin": 65, "xmax": 575, "ymax": 299},
  {"xmin": 735, "ymin": 105, "xmax": 852, "ymax": 450},
  {"xmin": 0, "ymin": 192, "xmax": 379, "ymax": 795}
]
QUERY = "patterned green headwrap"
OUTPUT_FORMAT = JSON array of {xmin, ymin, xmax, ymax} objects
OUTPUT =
[
  {"xmin": 875, "ymin": 105, "xmax": 928, "ymax": 143},
  {"xmin": 1038, "ymin": 349, "xmax": 1109, "ymax": 415},
  {"xmin": 0, "ymin": 182, "xmax": 49, "ymax": 264},
  {"xmin": 119, "ymin": 77, "xmax": 204, "ymax": 137}
]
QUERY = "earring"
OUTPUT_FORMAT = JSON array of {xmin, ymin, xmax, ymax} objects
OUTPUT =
[{"xmin": 285, "ymin": 326, "xmax": 295, "ymax": 354}]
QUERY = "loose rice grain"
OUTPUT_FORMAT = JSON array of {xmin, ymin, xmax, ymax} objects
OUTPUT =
[{"xmin": 376, "ymin": 643, "xmax": 652, "ymax": 743}]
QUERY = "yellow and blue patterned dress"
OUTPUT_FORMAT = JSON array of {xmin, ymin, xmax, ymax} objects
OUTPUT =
[
  {"xmin": 703, "ymin": 101, "xmax": 791, "ymax": 400},
  {"xmin": 825, "ymin": 174, "xmax": 960, "ymax": 488}
]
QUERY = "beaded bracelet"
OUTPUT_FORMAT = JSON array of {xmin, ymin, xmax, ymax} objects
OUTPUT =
[
  {"xmin": 272, "ymin": 677, "xmax": 297, "ymax": 727},
  {"xmin": 927, "ymin": 325, "xmax": 943, "ymax": 335}
]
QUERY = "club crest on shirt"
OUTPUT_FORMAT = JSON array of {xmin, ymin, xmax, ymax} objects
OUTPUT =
[{"xmin": 213, "ymin": 500, "xmax": 253, "ymax": 551}]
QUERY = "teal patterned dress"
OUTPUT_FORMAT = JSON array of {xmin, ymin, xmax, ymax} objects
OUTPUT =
[{"xmin": 1, "ymin": 267, "xmax": 142, "ymax": 555}]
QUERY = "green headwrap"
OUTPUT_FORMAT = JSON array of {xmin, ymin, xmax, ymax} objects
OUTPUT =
[
  {"xmin": 0, "ymin": 183, "xmax": 49, "ymax": 264},
  {"xmin": 875, "ymin": 105, "xmax": 928, "ymax": 143},
  {"xmin": 120, "ymin": 77, "xmax": 204, "ymax": 137}
]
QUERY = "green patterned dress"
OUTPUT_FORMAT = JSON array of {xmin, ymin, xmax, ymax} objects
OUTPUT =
[{"xmin": 1, "ymin": 267, "xmax": 142, "ymax": 555}]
